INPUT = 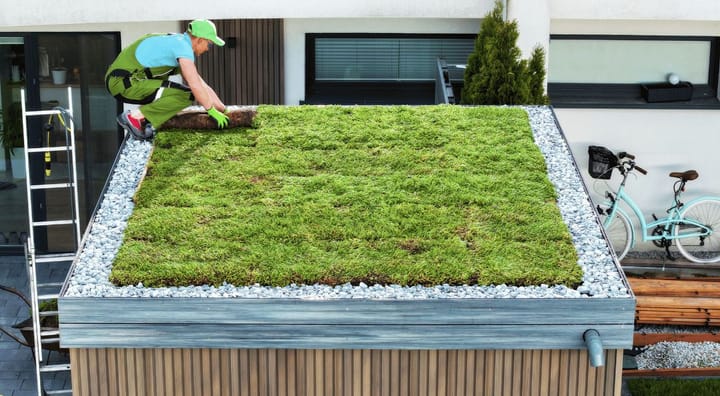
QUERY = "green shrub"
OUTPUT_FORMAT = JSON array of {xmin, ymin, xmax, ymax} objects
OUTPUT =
[
  {"xmin": 528, "ymin": 46, "xmax": 549, "ymax": 105},
  {"xmin": 461, "ymin": 0, "xmax": 547, "ymax": 105}
]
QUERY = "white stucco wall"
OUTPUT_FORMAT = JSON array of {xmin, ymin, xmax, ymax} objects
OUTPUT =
[
  {"xmin": 0, "ymin": 1, "xmax": 496, "ymax": 27},
  {"xmin": 508, "ymin": 0, "xmax": 550, "ymax": 58},
  {"xmin": 549, "ymin": 0, "xmax": 720, "ymax": 22},
  {"xmin": 550, "ymin": 18, "xmax": 720, "ymax": 36},
  {"xmin": 547, "ymin": 0, "xmax": 720, "ymax": 43},
  {"xmin": 6, "ymin": 0, "xmax": 716, "ymax": 27},
  {"xmin": 283, "ymin": 18, "xmax": 481, "ymax": 105},
  {"xmin": 555, "ymin": 108, "xmax": 720, "ymax": 250}
]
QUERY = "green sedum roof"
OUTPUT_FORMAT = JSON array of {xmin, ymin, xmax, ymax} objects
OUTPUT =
[{"xmin": 109, "ymin": 105, "xmax": 581, "ymax": 288}]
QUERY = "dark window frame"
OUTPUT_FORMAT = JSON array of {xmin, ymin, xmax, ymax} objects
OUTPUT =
[
  {"xmin": 548, "ymin": 34, "xmax": 720, "ymax": 109},
  {"xmin": 304, "ymin": 33, "xmax": 475, "ymax": 105}
]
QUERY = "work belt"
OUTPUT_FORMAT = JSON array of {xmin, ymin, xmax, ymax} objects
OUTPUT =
[{"xmin": 106, "ymin": 69, "xmax": 193, "ymax": 105}]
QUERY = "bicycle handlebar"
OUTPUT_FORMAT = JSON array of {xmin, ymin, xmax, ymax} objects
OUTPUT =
[
  {"xmin": 618, "ymin": 151, "xmax": 635, "ymax": 160},
  {"xmin": 615, "ymin": 150, "xmax": 647, "ymax": 175}
]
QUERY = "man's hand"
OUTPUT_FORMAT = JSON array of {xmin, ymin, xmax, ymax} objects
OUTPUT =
[{"xmin": 207, "ymin": 107, "xmax": 229, "ymax": 129}]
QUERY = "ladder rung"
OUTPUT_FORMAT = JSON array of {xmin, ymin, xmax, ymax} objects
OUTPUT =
[
  {"xmin": 41, "ymin": 337, "xmax": 60, "ymax": 344},
  {"xmin": 45, "ymin": 390, "xmax": 73, "ymax": 395},
  {"xmin": 41, "ymin": 330, "xmax": 60, "ymax": 337},
  {"xmin": 25, "ymin": 109, "xmax": 71, "ymax": 117},
  {"xmin": 36, "ymin": 253, "xmax": 76, "ymax": 263},
  {"xmin": 39, "ymin": 363, "xmax": 71, "ymax": 373},
  {"xmin": 27, "ymin": 146, "xmax": 72, "ymax": 153},
  {"xmin": 38, "ymin": 282, "xmax": 64, "ymax": 288},
  {"xmin": 33, "ymin": 220, "xmax": 75, "ymax": 227},
  {"xmin": 38, "ymin": 293, "xmax": 59, "ymax": 300},
  {"xmin": 39, "ymin": 310, "xmax": 59, "ymax": 317},
  {"xmin": 30, "ymin": 183, "xmax": 74, "ymax": 190}
]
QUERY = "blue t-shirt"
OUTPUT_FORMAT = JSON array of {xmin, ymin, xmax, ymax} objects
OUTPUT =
[{"xmin": 135, "ymin": 33, "xmax": 195, "ymax": 68}]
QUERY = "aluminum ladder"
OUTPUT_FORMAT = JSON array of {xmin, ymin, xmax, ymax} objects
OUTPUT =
[{"xmin": 21, "ymin": 87, "xmax": 80, "ymax": 396}]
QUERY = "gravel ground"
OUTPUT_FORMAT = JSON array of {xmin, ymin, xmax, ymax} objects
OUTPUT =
[
  {"xmin": 64, "ymin": 106, "xmax": 631, "ymax": 300},
  {"xmin": 636, "ymin": 325, "xmax": 720, "ymax": 334},
  {"xmin": 633, "ymin": 325, "xmax": 720, "ymax": 370},
  {"xmin": 636, "ymin": 341, "xmax": 720, "ymax": 369}
]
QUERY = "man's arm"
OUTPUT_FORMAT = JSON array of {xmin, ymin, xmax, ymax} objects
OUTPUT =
[{"xmin": 178, "ymin": 57, "xmax": 226, "ymax": 111}]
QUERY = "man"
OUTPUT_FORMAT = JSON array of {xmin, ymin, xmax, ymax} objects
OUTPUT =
[{"xmin": 105, "ymin": 19, "xmax": 229, "ymax": 140}]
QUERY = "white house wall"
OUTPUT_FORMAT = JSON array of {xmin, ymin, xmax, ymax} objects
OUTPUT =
[
  {"xmin": 0, "ymin": 0, "xmax": 496, "ymax": 27},
  {"xmin": 6, "ymin": 0, "xmax": 716, "ymax": 27},
  {"xmin": 507, "ymin": 0, "xmax": 550, "ymax": 58},
  {"xmin": 549, "ymin": 0, "xmax": 720, "ymax": 22},
  {"xmin": 2, "ymin": 1, "xmax": 718, "ymax": 44},
  {"xmin": 550, "ymin": 17, "xmax": 720, "ymax": 36}
]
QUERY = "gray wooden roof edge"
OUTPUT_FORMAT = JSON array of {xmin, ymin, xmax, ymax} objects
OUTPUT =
[{"xmin": 58, "ymin": 296, "xmax": 635, "ymax": 350}]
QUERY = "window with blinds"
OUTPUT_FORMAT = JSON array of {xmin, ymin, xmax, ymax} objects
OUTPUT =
[{"xmin": 314, "ymin": 36, "xmax": 475, "ymax": 82}]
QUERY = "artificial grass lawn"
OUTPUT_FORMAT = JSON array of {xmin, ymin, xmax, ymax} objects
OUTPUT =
[{"xmin": 110, "ymin": 105, "xmax": 582, "ymax": 288}]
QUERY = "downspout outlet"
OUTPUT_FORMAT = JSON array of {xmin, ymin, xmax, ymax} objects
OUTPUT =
[{"xmin": 583, "ymin": 329, "xmax": 605, "ymax": 367}]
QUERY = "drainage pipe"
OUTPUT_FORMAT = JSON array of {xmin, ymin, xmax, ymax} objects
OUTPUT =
[{"xmin": 583, "ymin": 329, "xmax": 605, "ymax": 367}]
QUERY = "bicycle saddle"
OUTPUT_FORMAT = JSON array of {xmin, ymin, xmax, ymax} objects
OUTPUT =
[{"xmin": 669, "ymin": 170, "xmax": 699, "ymax": 181}]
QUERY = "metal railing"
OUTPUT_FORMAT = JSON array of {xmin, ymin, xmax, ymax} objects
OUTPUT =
[{"xmin": 434, "ymin": 58, "xmax": 466, "ymax": 104}]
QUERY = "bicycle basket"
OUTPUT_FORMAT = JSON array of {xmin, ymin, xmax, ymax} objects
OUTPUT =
[{"xmin": 588, "ymin": 145, "xmax": 617, "ymax": 180}]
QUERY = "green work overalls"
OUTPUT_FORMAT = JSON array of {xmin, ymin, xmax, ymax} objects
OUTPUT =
[{"xmin": 105, "ymin": 34, "xmax": 194, "ymax": 128}]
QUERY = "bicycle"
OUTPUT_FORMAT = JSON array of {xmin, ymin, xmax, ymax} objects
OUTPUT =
[{"xmin": 588, "ymin": 145, "xmax": 720, "ymax": 263}]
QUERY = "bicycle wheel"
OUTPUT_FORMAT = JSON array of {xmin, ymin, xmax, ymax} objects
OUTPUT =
[
  {"xmin": 598, "ymin": 207, "xmax": 632, "ymax": 261},
  {"xmin": 675, "ymin": 199, "xmax": 720, "ymax": 263}
]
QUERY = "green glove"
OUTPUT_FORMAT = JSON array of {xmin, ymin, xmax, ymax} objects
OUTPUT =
[{"xmin": 207, "ymin": 107, "xmax": 229, "ymax": 129}]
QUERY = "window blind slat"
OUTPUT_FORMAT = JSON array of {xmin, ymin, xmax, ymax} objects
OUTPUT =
[{"xmin": 316, "ymin": 37, "xmax": 474, "ymax": 81}]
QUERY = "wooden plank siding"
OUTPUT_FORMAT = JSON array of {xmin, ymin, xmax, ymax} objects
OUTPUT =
[
  {"xmin": 58, "ymin": 297, "xmax": 635, "ymax": 350},
  {"xmin": 70, "ymin": 348, "xmax": 623, "ymax": 396},
  {"xmin": 188, "ymin": 19, "xmax": 284, "ymax": 105}
]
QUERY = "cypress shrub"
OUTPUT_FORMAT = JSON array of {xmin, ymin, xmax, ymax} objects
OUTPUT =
[
  {"xmin": 462, "ymin": 0, "xmax": 547, "ymax": 105},
  {"xmin": 528, "ymin": 46, "xmax": 549, "ymax": 105}
]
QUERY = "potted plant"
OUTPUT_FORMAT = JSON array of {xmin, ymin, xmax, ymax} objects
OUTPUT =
[
  {"xmin": 0, "ymin": 285, "xmax": 65, "ymax": 354},
  {"xmin": 51, "ymin": 66, "xmax": 68, "ymax": 85},
  {"xmin": 13, "ymin": 299, "xmax": 65, "ymax": 353}
]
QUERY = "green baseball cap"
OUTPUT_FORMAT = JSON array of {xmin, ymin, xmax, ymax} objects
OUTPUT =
[{"xmin": 188, "ymin": 19, "xmax": 225, "ymax": 46}]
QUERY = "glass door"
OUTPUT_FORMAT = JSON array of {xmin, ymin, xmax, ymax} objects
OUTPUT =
[
  {"xmin": 0, "ymin": 32, "xmax": 122, "ymax": 254},
  {"xmin": 35, "ymin": 32, "xmax": 122, "ymax": 253},
  {"xmin": 0, "ymin": 36, "xmax": 28, "ymax": 250}
]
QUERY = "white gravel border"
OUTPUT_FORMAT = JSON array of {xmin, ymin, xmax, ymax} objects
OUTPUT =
[{"xmin": 65, "ymin": 106, "xmax": 631, "ymax": 300}]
